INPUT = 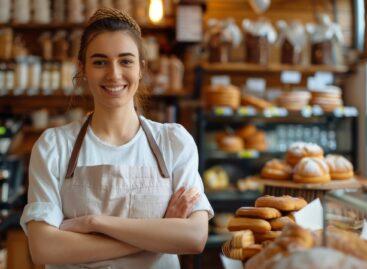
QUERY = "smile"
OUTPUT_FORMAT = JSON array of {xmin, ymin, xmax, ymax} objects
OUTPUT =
[{"xmin": 101, "ymin": 85, "xmax": 128, "ymax": 93}]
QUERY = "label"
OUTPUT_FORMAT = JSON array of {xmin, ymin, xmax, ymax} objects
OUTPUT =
[
  {"xmin": 211, "ymin": 75, "xmax": 231, "ymax": 86},
  {"xmin": 237, "ymin": 106, "xmax": 256, "ymax": 116},
  {"xmin": 294, "ymin": 198, "xmax": 323, "ymax": 231},
  {"xmin": 246, "ymin": 78, "xmax": 266, "ymax": 93},
  {"xmin": 213, "ymin": 107, "xmax": 233, "ymax": 116},
  {"xmin": 281, "ymin": 71, "xmax": 302, "ymax": 84},
  {"xmin": 238, "ymin": 150, "xmax": 259, "ymax": 159}
]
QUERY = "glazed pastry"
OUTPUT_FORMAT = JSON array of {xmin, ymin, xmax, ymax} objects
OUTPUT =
[
  {"xmin": 254, "ymin": 231, "xmax": 282, "ymax": 243},
  {"xmin": 325, "ymin": 154, "xmax": 354, "ymax": 180},
  {"xmin": 217, "ymin": 135, "xmax": 244, "ymax": 153},
  {"xmin": 227, "ymin": 217, "xmax": 271, "ymax": 233},
  {"xmin": 255, "ymin": 195, "xmax": 308, "ymax": 211},
  {"xmin": 231, "ymin": 230, "xmax": 255, "ymax": 248},
  {"xmin": 286, "ymin": 142, "xmax": 324, "ymax": 166},
  {"xmin": 293, "ymin": 157, "xmax": 331, "ymax": 183},
  {"xmin": 235, "ymin": 207, "xmax": 282, "ymax": 219},
  {"xmin": 269, "ymin": 216, "xmax": 295, "ymax": 231},
  {"xmin": 260, "ymin": 159, "xmax": 292, "ymax": 180}
]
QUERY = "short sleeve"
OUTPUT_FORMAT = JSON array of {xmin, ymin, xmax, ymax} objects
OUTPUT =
[
  {"xmin": 20, "ymin": 129, "xmax": 64, "ymax": 236},
  {"xmin": 167, "ymin": 124, "xmax": 214, "ymax": 220}
]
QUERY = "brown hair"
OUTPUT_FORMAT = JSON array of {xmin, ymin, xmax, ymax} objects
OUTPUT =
[{"xmin": 73, "ymin": 8, "xmax": 148, "ymax": 113}]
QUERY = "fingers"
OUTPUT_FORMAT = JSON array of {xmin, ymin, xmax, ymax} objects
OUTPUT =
[{"xmin": 168, "ymin": 187, "xmax": 185, "ymax": 207}]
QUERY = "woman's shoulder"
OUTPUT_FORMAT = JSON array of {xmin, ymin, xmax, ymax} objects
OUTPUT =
[
  {"xmin": 142, "ymin": 117, "xmax": 196, "ymax": 150},
  {"xmin": 36, "ymin": 118, "xmax": 85, "ymax": 147}
]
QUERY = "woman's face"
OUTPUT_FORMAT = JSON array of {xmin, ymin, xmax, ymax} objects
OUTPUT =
[{"xmin": 84, "ymin": 31, "xmax": 141, "ymax": 110}]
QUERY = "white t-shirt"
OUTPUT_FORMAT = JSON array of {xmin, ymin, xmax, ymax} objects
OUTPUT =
[{"xmin": 20, "ymin": 116, "xmax": 214, "ymax": 235}]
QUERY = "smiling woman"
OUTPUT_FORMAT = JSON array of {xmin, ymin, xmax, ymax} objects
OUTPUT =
[{"xmin": 20, "ymin": 7, "xmax": 214, "ymax": 269}]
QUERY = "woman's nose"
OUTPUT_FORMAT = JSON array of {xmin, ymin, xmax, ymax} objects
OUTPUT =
[{"xmin": 106, "ymin": 62, "xmax": 121, "ymax": 80}]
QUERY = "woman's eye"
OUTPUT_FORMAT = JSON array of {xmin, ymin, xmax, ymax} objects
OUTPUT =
[
  {"xmin": 120, "ymin": 59, "xmax": 133, "ymax": 65},
  {"xmin": 93, "ymin": 60, "xmax": 106, "ymax": 66}
]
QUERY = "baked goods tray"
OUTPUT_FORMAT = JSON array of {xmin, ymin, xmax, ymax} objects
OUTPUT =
[
  {"xmin": 250, "ymin": 177, "xmax": 361, "ymax": 202},
  {"xmin": 250, "ymin": 177, "xmax": 361, "ymax": 190}
]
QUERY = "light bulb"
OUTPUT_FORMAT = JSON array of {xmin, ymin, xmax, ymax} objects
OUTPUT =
[{"xmin": 149, "ymin": 0, "xmax": 164, "ymax": 24}]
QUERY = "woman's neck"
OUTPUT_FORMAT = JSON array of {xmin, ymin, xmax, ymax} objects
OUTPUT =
[{"xmin": 90, "ymin": 102, "xmax": 140, "ymax": 146}]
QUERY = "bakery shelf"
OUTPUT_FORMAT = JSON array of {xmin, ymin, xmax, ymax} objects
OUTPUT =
[
  {"xmin": 0, "ymin": 19, "xmax": 175, "ymax": 31},
  {"xmin": 200, "ymin": 62, "xmax": 350, "ymax": 74},
  {"xmin": 0, "ymin": 92, "xmax": 191, "ymax": 113},
  {"xmin": 202, "ymin": 111, "xmax": 358, "ymax": 124}
]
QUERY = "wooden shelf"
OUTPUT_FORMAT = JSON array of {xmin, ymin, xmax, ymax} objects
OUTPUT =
[
  {"xmin": 0, "ymin": 18, "xmax": 175, "ymax": 31},
  {"xmin": 0, "ymin": 92, "xmax": 190, "ymax": 113},
  {"xmin": 200, "ymin": 62, "xmax": 350, "ymax": 74}
]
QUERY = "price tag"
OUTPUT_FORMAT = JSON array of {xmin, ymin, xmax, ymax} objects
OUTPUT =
[
  {"xmin": 301, "ymin": 106, "xmax": 312, "ymax": 117},
  {"xmin": 213, "ymin": 107, "xmax": 233, "ymax": 116},
  {"xmin": 211, "ymin": 75, "xmax": 231, "ymax": 86},
  {"xmin": 332, "ymin": 107, "xmax": 344, "ymax": 117},
  {"xmin": 237, "ymin": 106, "xmax": 256, "ymax": 116},
  {"xmin": 294, "ymin": 198, "xmax": 323, "ymax": 231},
  {"xmin": 315, "ymin": 71, "xmax": 334, "ymax": 85},
  {"xmin": 246, "ymin": 78, "xmax": 266, "ymax": 93},
  {"xmin": 281, "ymin": 71, "xmax": 302, "ymax": 84},
  {"xmin": 263, "ymin": 106, "xmax": 286, "ymax": 117},
  {"xmin": 238, "ymin": 150, "xmax": 259, "ymax": 159},
  {"xmin": 311, "ymin": 105, "xmax": 323, "ymax": 116},
  {"xmin": 0, "ymin": 126, "xmax": 6, "ymax": 135}
]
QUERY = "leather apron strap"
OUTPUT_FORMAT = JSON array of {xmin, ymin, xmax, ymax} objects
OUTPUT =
[
  {"xmin": 65, "ymin": 113, "xmax": 92, "ymax": 179},
  {"xmin": 65, "ymin": 113, "xmax": 170, "ymax": 179}
]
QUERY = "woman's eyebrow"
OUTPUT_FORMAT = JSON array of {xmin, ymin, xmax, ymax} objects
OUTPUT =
[{"xmin": 90, "ymin": 53, "xmax": 136, "ymax": 58}]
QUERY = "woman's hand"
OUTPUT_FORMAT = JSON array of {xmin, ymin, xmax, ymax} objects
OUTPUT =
[
  {"xmin": 60, "ymin": 215, "xmax": 96, "ymax": 234},
  {"xmin": 164, "ymin": 187, "xmax": 200, "ymax": 219}
]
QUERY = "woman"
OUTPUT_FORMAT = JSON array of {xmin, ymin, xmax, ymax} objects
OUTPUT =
[{"xmin": 20, "ymin": 8, "xmax": 214, "ymax": 269}]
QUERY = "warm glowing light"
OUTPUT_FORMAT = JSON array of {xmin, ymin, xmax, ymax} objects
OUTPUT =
[{"xmin": 149, "ymin": 0, "xmax": 164, "ymax": 23}]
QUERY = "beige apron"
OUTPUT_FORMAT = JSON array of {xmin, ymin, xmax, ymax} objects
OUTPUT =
[{"xmin": 48, "ymin": 114, "xmax": 180, "ymax": 269}]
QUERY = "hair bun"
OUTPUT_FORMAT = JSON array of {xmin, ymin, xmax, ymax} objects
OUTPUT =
[{"xmin": 87, "ymin": 7, "xmax": 141, "ymax": 37}]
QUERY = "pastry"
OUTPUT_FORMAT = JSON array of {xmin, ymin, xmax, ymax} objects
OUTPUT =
[
  {"xmin": 217, "ymin": 134, "xmax": 244, "ymax": 153},
  {"xmin": 231, "ymin": 230, "xmax": 255, "ymax": 248},
  {"xmin": 246, "ymin": 248, "xmax": 367, "ymax": 269},
  {"xmin": 314, "ymin": 227, "xmax": 367, "ymax": 261},
  {"xmin": 269, "ymin": 216, "xmax": 295, "ymax": 230},
  {"xmin": 245, "ymin": 224, "xmax": 316, "ymax": 269},
  {"xmin": 236, "ymin": 125, "xmax": 257, "ymax": 140},
  {"xmin": 229, "ymin": 244, "xmax": 263, "ymax": 261},
  {"xmin": 325, "ymin": 154, "xmax": 354, "ymax": 180},
  {"xmin": 286, "ymin": 142, "xmax": 324, "ymax": 166},
  {"xmin": 222, "ymin": 239, "xmax": 231, "ymax": 257},
  {"xmin": 235, "ymin": 207, "xmax": 282, "ymax": 219},
  {"xmin": 293, "ymin": 157, "xmax": 331, "ymax": 183},
  {"xmin": 241, "ymin": 93, "xmax": 272, "ymax": 110},
  {"xmin": 260, "ymin": 159, "xmax": 292, "ymax": 180},
  {"xmin": 254, "ymin": 231, "xmax": 281, "ymax": 243},
  {"xmin": 255, "ymin": 195, "xmax": 308, "ymax": 211},
  {"xmin": 227, "ymin": 217, "xmax": 271, "ymax": 233}
]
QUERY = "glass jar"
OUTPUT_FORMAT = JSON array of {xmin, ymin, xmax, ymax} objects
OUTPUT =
[
  {"xmin": 0, "ymin": 0, "xmax": 11, "ymax": 23},
  {"xmin": 13, "ymin": 0, "xmax": 31, "ymax": 23},
  {"xmin": 33, "ymin": 0, "xmax": 51, "ymax": 24}
]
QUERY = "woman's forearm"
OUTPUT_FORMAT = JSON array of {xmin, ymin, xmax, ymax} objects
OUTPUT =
[
  {"xmin": 27, "ymin": 221, "xmax": 141, "ymax": 265},
  {"xmin": 91, "ymin": 211, "xmax": 208, "ymax": 254}
]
